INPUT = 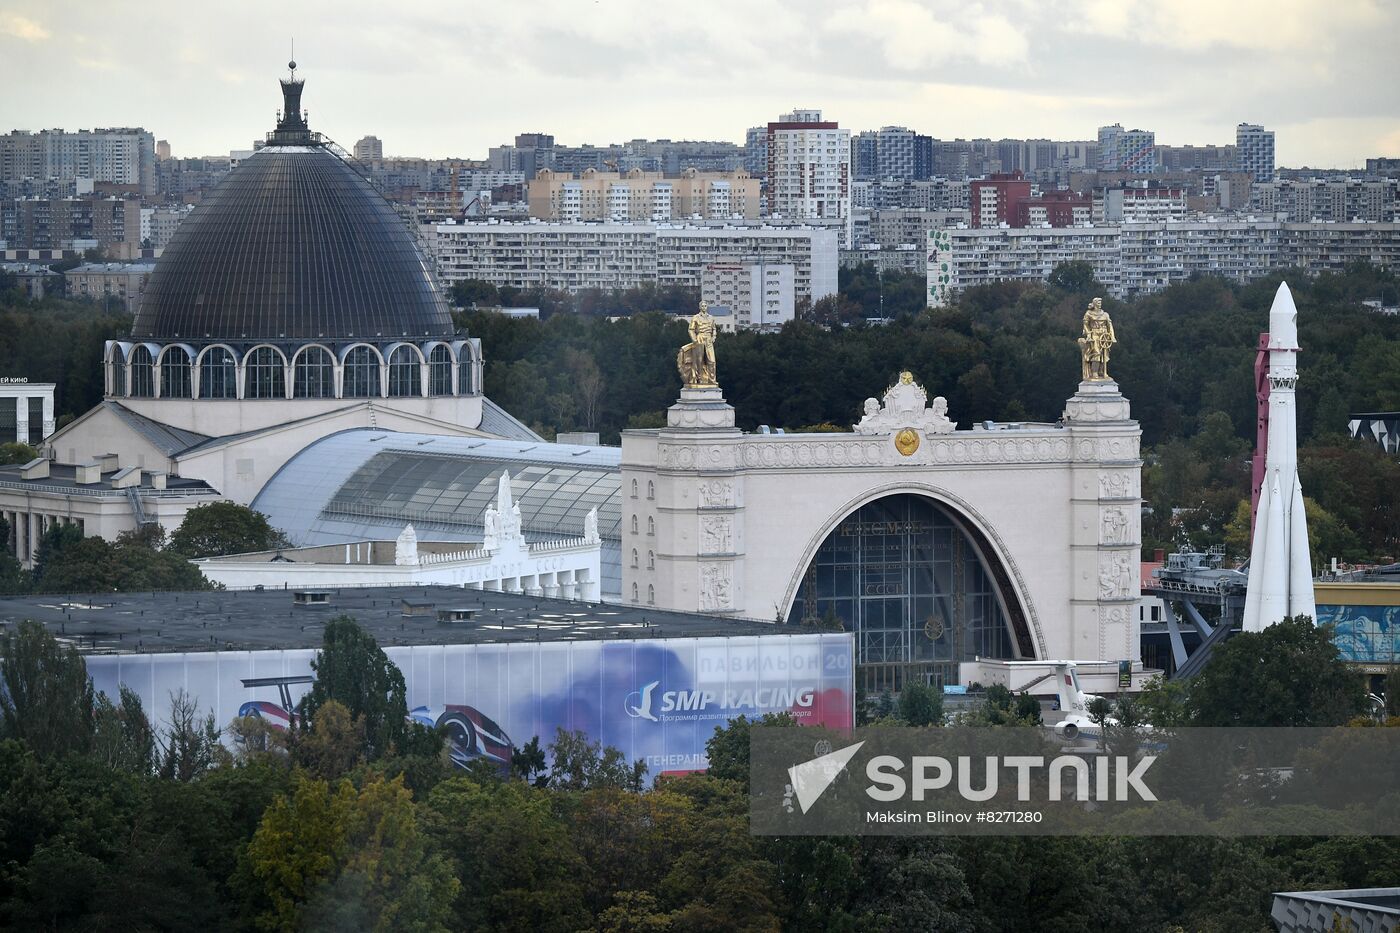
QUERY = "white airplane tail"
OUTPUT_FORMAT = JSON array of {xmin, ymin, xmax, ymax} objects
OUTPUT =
[{"xmin": 1050, "ymin": 662, "xmax": 1095, "ymax": 714}]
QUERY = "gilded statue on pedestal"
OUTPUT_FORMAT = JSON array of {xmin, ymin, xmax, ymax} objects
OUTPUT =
[
  {"xmin": 677, "ymin": 301, "xmax": 718, "ymax": 388},
  {"xmin": 1078, "ymin": 297, "xmax": 1117, "ymax": 382}
]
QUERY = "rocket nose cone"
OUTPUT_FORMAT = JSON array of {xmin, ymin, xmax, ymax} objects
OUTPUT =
[{"xmin": 1268, "ymin": 281, "xmax": 1300, "ymax": 350}]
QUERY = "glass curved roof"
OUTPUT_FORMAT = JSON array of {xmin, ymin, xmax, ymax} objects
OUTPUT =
[
  {"xmin": 133, "ymin": 145, "xmax": 453, "ymax": 341},
  {"xmin": 252, "ymin": 429, "xmax": 622, "ymax": 546}
]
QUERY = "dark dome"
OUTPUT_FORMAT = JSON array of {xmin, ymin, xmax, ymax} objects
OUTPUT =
[{"xmin": 133, "ymin": 140, "xmax": 452, "ymax": 341}]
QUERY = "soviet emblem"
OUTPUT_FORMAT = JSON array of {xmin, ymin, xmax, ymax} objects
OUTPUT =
[{"xmin": 895, "ymin": 428, "xmax": 919, "ymax": 457}]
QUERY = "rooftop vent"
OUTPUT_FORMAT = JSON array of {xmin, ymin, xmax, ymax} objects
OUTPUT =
[{"xmin": 292, "ymin": 590, "xmax": 333, "ymax": 608}]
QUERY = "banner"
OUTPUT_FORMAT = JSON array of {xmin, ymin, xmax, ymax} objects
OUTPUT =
[{"xmin": 87, "ymin": 633, "xmax": 854, "ymax": 782}]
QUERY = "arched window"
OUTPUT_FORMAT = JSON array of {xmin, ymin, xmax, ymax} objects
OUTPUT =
[
  {"xmin": 293, "ymin": 346, "xmax": 335, "ymax": 398},
  {"xmin": 631, "ymin": 582, "xmax": 639, "ymax": 603},
  {"xmin": 647, "ymin": 516, "xmax": 655, "ymax": 535},
  {"xmin": 630, "ymin": 515, "xmax": 638, "ymax": 534},
  {"xmin": 631, "ymin": 548, "xmax": 638, "ymax": 568},
  {"xmin": 631, "ymin": 479, "xmax": 638, "ymax": 498},
  {"xmin": 128, "ymin": 346, "xmax": 155, "ymax": 398},
  {"xmin": 647, "ymin": 584, "xmax": 654, "ymax": 605},
  {"xmin": 388, "ymin": 346, "xmax": 421, "ymax": 397},
  {"xmin": 160, "ymin": 349, "xmax": 192, "ymax": 398},
  {"xmin": 109, "ymin": 348, "xmax": 126, "ymax": 397},
  {"xmin": 244, "ymin": 346, "xmax": 286, "ymax": 399},
  {"xmin": 647, "ymin": 481, "xmax": 655, "ymax": 500},
  {"xmin": 428, "ymin": 345, "xmax": 454, "ymax": 396},
  {"xmin": 342, "ymin": 346, "xmax": 381, "ymax": 398},
  {"xmin": 198, "ymin": 347, "xmax": 236, "ymax": 399},
  {"xmin": 647, "ymin": 550, "xmax": 654, "ymax": 569}
]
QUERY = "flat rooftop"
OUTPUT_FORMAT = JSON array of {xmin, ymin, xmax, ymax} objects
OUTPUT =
[{"xmin": 0, "ymin": 585, "xmax": 788, "ymax": 654}]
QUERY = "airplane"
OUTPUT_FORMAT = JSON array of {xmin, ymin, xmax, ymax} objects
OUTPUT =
[{"xmin": 976, "ymin": 660, "xmax": 1121, "ymax": 745}]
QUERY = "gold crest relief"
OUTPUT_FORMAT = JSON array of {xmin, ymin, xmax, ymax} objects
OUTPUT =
[{"xmin": 894, "ymin": 428, "xmax": 919, "ymax": 457}]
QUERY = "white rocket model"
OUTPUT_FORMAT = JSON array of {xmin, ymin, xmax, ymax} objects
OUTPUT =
[{"xmin": 1242, "ymin": 282, "xmax": 1316, "ymax": 632}]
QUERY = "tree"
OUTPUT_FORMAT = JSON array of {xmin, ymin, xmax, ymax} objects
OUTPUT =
[
  {"xmin": 424, "ymin": 777, "xmax": 588, "ymax": 931},
  {"xmin": 167, "ymin": 501, "xmax": 290, "ymax": 558},
  {"xmin": 0, "ymin": 618, "xmax": 94, "ymax": 758},
  {"xmin": 91, "ymin": 686, "xmax": 154, "ymax": 774},
  {"xmin": 547, "ymin": 728, "xmax": 646, "ymax": 791},
  {"xmin": 897, "ymin": 682, "xmax": 943, "ymax": 726},
  {"xmin": 1186, "ymin": 616, "xmax": 1367, "ymax": 726},
  {"xmin": 1048, "ymin": 260, "xmax": 1100, "ymax": 295},
  {"xmin": 246, "ymin": 775, "xmax": 458, "ymax": 933},
  {"xmin": 0, "ymin": 515, "xmax": 27, "ymax": 595},
  {"xmin": 158, "ymin": 689, "xmax": 221, "ymax": 781},
  {"xmin": 289, "ymin": 699, "xmax": 366, "ymax": 781},
  {"xmin": 33, "ymin": 524, "xmax": 211, "ymax": 593},
  {"xmin": 31, "ymin": 521, "xmax": 83, "ymax": 585},
  {"xmin": 297, "ymin": 616, "xmax": 409, "ymax": 759},
  {"xmin": 511, "ymin": 735, "xmax": 548, "ymax": 787},
  {"xmin": 0, "ymin": 441, "xmax": 38, "ymax": 465},
  {"xmin": 704, "ymin": 712, "xmax": 797, "ymax": 787}
]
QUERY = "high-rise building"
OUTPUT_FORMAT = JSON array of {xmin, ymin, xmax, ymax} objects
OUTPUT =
[
  {"xmin": 0, "ymin": 128, "xmax": 157, "ymax": 194},
  {"xmin": 743, "ymin": 126, "xmax": 768, "ymax": 178},
  {"xmin": 156, "ymin": 140, "xmax": 171, "ymax": 161},
  {"xmin": 766, "ymin": 109, "xmax": 851, "ymax": 246},
  {"xmin": 1235, "ymin": 123, "xmax": 1275, "ymax": 182},
  {"xmin": 352, "ymin": 135, "xmax": 384, "ymax": 163},
  {"xmin": 851, "ymin": 131, "xmax": 879, "ymax": 181},
  {"xmin": 970, "ymin": 171, "xmax": 1031, "ymax": 227},
  {"xmin": 852, "ymin": 127, "xmax": 933, "ymax": 181},
  {"xmin": 1097, "ymin": 124, "xmax": 1156, "ymax": 173}
]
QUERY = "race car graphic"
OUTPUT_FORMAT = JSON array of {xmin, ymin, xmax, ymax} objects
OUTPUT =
[
  {"xmin": 237, "ymin": 675, "xmax": 315, "ymax": 731},
  {"xmin": 409, "ymin": 704, "xmax": 514, "ymax": 770}
]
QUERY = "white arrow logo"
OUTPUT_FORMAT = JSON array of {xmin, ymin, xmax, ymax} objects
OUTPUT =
[{"xmin": 787, "ymin": 741, "xmax": 864, "ymax": 814}]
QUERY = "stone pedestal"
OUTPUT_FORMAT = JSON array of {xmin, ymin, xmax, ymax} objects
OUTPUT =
[
  {"xmin": 667, "ymin": 387, "xmax": 736, "ymax": 430},
  {"xmin": 1063, "ymin": 380, "xmax": 1132, "ymax": 423}
]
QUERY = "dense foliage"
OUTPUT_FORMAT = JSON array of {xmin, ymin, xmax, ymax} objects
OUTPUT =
[
  {"xmin": 0, "ymin": 287, "xmax": 131, "ymax": 423},
  {"xmin": 167, "ymin": 501, "xmax": 291, "ymax": 559},
  {"xmin": 0, "ymin": 617, "xmax": 1394, "ymax": 932}
]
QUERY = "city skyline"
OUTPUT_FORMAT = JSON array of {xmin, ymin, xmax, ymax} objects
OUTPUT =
[{"xmin": 1, "ymin": 0, "xmax": 1396, "ymax": 168}]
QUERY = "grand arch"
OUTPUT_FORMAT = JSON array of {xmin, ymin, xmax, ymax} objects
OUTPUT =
[
  {"xmin": 784, "ymin": 481, "xmax": 1047, "ymax": 686},
  {"xmin": 621, "ymin": 372, "xmax": 1143, "ymax": 677}
]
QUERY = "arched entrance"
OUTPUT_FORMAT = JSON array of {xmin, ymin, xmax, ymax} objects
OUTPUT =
[{"xmin": 786, "ymin": 493, "xmax": 1027, "ymax": 693}]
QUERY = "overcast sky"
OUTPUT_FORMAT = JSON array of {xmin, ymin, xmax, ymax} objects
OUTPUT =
[{"xmin": 2, "ymin": 0, "xmax": 1397, "ymax": 167}]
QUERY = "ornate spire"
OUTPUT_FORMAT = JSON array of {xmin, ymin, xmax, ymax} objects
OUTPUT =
[{"xmin": 268, "ymin": 60, "xmax": 320, "ymax": 146}]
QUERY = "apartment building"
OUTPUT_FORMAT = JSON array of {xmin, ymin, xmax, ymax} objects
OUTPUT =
[
  {"xmin": 1095, "ymin": 186, "xmax": 1189, "ymax": 223},
  {"xmin": 1251, "ymin": 178, "xmax": 1399, "ymax": 223},
  {"xmin": 0, "ymin": 128, "xmax": 157, "ymax": 194},
  {"xmin": 0, "ymin": 197, "xmax": 143, "ymax": 256},
  {"xmin": 528, "ymin": 168, "xmax": 759, "ymax": 222},
  {"xmin": 1234, "ymin": 124, "xmax": 1275, "ymax": 183},
  {"xmin": 63, "ymin": 261, "xmax": 156, "ymax": 312},
  {"xmin": 767, "ymin": 110, "xmax": 852, "ymax": 246},
  {"xmin": 700, "ymin": 261, "xmax": 796, "ymax": 331},
  {"xmin": 1097, "ymin": 124, "xmax": 1156, "ymax": 173},
  {"xmin": 428, "ymin": 222, "xmax": 838, "ymax": 304},
  {"xmin": 927, "ymin": 221, "xmax": 1400, "ymax": 306}
]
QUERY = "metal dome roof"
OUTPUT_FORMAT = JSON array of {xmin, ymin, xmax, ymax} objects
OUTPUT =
[{"xmin": 132, "ymin": 76, "xmax": 453, "ymax": 341}]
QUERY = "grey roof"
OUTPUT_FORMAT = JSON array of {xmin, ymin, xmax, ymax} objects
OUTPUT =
[
  {"xmin": 479, "ymin": 397, "xmax": 544, "ymax": 441},
  {"xmin": 132, "ymin": 142, "xmax": 453, "ymax": 342},
  {"xmin": 105, "ymin": 401, "xmax": 210, "ymax": 456},
  {"xmin": 0, "ymin": 461, "xmax": 214, "ymax": 496},
  {"xmin": 0, "ymin": 586, "xmax": 775, "ymax": 654}
]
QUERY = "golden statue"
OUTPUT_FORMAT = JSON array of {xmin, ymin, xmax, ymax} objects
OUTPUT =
[
  {"xmin": 1077, "ymin": 297, "xmax": 1117, "ymax": 382},
  {"xmin": 677, "ymin": 301, "xmax": 718, "ymax": 388}
]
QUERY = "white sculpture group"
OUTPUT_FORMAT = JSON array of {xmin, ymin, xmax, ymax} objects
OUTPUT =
[{"xmin": 853, "ymin": 372, "xmax": 956, "ymax": 435}]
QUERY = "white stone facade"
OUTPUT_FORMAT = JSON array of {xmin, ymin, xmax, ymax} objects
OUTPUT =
[{"xmin": 621, "ymin": 376, "xmax": 1143, "ymax": 670}]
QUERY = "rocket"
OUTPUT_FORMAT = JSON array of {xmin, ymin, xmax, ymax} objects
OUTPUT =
[{"xmin": 1242, "ymin": 282, "xmax": 1315, "ymax": 632}]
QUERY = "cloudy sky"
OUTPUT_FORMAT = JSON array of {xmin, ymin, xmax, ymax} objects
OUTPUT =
[{"xmin": 2, "ymin": 0, "xmax": 1396, "ymax": 167}]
